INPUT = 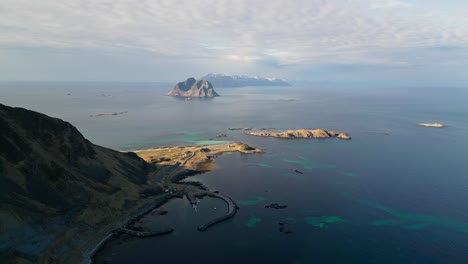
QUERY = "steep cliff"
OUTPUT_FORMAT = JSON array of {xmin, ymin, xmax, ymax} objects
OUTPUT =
[
  {"xmin": 0, "ymin": 104, "xmax": 161, "ymax": 263},
  {"xmin": 167, "ymin": 77, "xmax": 219, "ymax": 97}
]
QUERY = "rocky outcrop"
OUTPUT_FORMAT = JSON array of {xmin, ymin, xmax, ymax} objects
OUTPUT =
[
  {"xmin": 167, "ymin": 77, "xmax": 219, "ymax": 97},
  {"xmin": 417, "ymin": 123, "xmax": 445, "ymax": 128},
  {"xmin": 265, "ymin": 203, "xmax": 288, "ymax": 209},
  {"xmin": 245, "ymin": 129, "xmax": 351, "ymax": 140}
]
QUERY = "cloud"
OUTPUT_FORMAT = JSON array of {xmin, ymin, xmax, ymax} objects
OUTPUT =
[
  {"xmin": 370, "ymin": 0, "xmax": 411, "ymax": 9},
  {"xmin": 0, "ymin": 0, "xmax": 467, "ymax": 82}
]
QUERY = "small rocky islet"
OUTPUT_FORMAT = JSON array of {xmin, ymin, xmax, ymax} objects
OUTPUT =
[
  {"xmin": 417, "ymin": 123, "xmax": 445, "ymax": 128},
  {"xmin": 278, "ymin": 222, "xmax": 294, "ymax": 234},
  {"xmin": 265, "ymin": 203, "xmax": 288, "ymax": 209},
  {"xmin": 245, "ymin": 129, "xmax": 351, "ymax": 140}
]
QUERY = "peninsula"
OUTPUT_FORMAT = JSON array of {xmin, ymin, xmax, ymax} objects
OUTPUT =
[
  {"xmin": 245, "ymin": 129, "xmax": 351, "ymax": 140},
  {"xmin": 167, "ymin": 77, "xmax": 219, "ymax": 97},
  {"xmin": 133, "ymin": 142, "xmax": 262, "ymax": 189}
]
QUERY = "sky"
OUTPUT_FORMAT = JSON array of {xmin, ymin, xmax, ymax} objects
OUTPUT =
[{"xmin": 1, "ymin": 0, "xmax": 468, "ymax": 86}]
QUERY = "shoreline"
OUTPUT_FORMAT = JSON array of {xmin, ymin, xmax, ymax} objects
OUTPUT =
[{"xmin": 85, "ymin": 142, "xmax": 263, "ymax": 263}]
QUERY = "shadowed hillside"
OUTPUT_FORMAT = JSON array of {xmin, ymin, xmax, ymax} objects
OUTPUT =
[{"xmin": 0, "ymin": 104, "xmax": 162, "ymax": 263}]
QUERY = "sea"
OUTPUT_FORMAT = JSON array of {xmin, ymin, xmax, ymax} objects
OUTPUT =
[{"xmin": 1, "ymin": 82, "xmax": 468, "ymax": 263}]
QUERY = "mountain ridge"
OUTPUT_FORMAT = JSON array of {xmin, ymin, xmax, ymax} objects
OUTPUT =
[
  {"xmin": 0, "ymin": 103, "xmax": 162, "ymax": 263},
  {"xmin": 202, "ymin": 73, "xmax": 290, "ymax": 87}
]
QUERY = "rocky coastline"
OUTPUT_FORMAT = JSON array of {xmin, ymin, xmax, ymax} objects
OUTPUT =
[{"xmin": 245, "ymin": 129, "xmax": 351, "ymax": 140}]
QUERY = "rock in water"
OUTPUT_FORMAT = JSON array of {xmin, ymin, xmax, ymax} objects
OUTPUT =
[
  {"xmin": 167, "ymin": 77, "xmax": 219, "ymax": 97},
  {"xmin": 417, "ymin": 123, "xmax": 445, "ymax": 128}
]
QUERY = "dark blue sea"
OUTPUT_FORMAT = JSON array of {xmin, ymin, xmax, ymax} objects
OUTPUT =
[{"xmin": 1, "ymin": 82, "xmax": 468, "ymax": 263}]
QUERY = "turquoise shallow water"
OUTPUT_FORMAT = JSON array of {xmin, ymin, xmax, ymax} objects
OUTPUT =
[{"xmin": 1, "ymin": 82, "xmax": 468, "ymax": 263}]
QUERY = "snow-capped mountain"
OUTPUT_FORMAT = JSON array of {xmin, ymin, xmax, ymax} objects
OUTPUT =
[{"xmin": 201, "ymin": 73, "xmax": 290, "ymax": 88}]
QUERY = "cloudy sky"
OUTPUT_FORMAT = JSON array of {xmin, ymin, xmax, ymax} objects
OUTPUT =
[{"xmin": 1, "ymin": 0, "xmax": 467, "ymax": 86}]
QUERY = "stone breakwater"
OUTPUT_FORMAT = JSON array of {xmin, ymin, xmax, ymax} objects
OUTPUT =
[
  {"xmin": 245, "ymin": 129, "xmax": 351, "ymax": 140},
  {"xmin": 87, "ymin": 192, "xmax": 238, "ymax": 263},
  {"xmin": 85, "ymin": 194, "xmax": 178, "ymax": 264},
  {"xmin": 197, "ymin": 193, "xmax": 238, "ymax": 231},
  {"xmin": 115, "ymin": 227, "xmax": 174, "ymax": 237}
]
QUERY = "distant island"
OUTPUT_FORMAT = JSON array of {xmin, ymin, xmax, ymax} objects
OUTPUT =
[
  {"xmin": 202, "ymin": 73, "xmax": 290, "ymax": 88},
  {"xmin": 417, "ymin": 123, "xmax": 445, "ymax": 128},
  {"xmin": 167, "ymin": 77, "xmax": 219, "ymax": 97},
  {"xmin": 245, "ymin": 129, "xmax": 351, "ymax": 140},
  {"xmin": 89, "ymin": 111, "xmax": 128, "ymax": 117}
]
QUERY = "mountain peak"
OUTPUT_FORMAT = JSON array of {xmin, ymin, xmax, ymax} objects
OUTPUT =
[{"xmin": 168, "ymin": 78, "xmax": 219, "ymax": 97}]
